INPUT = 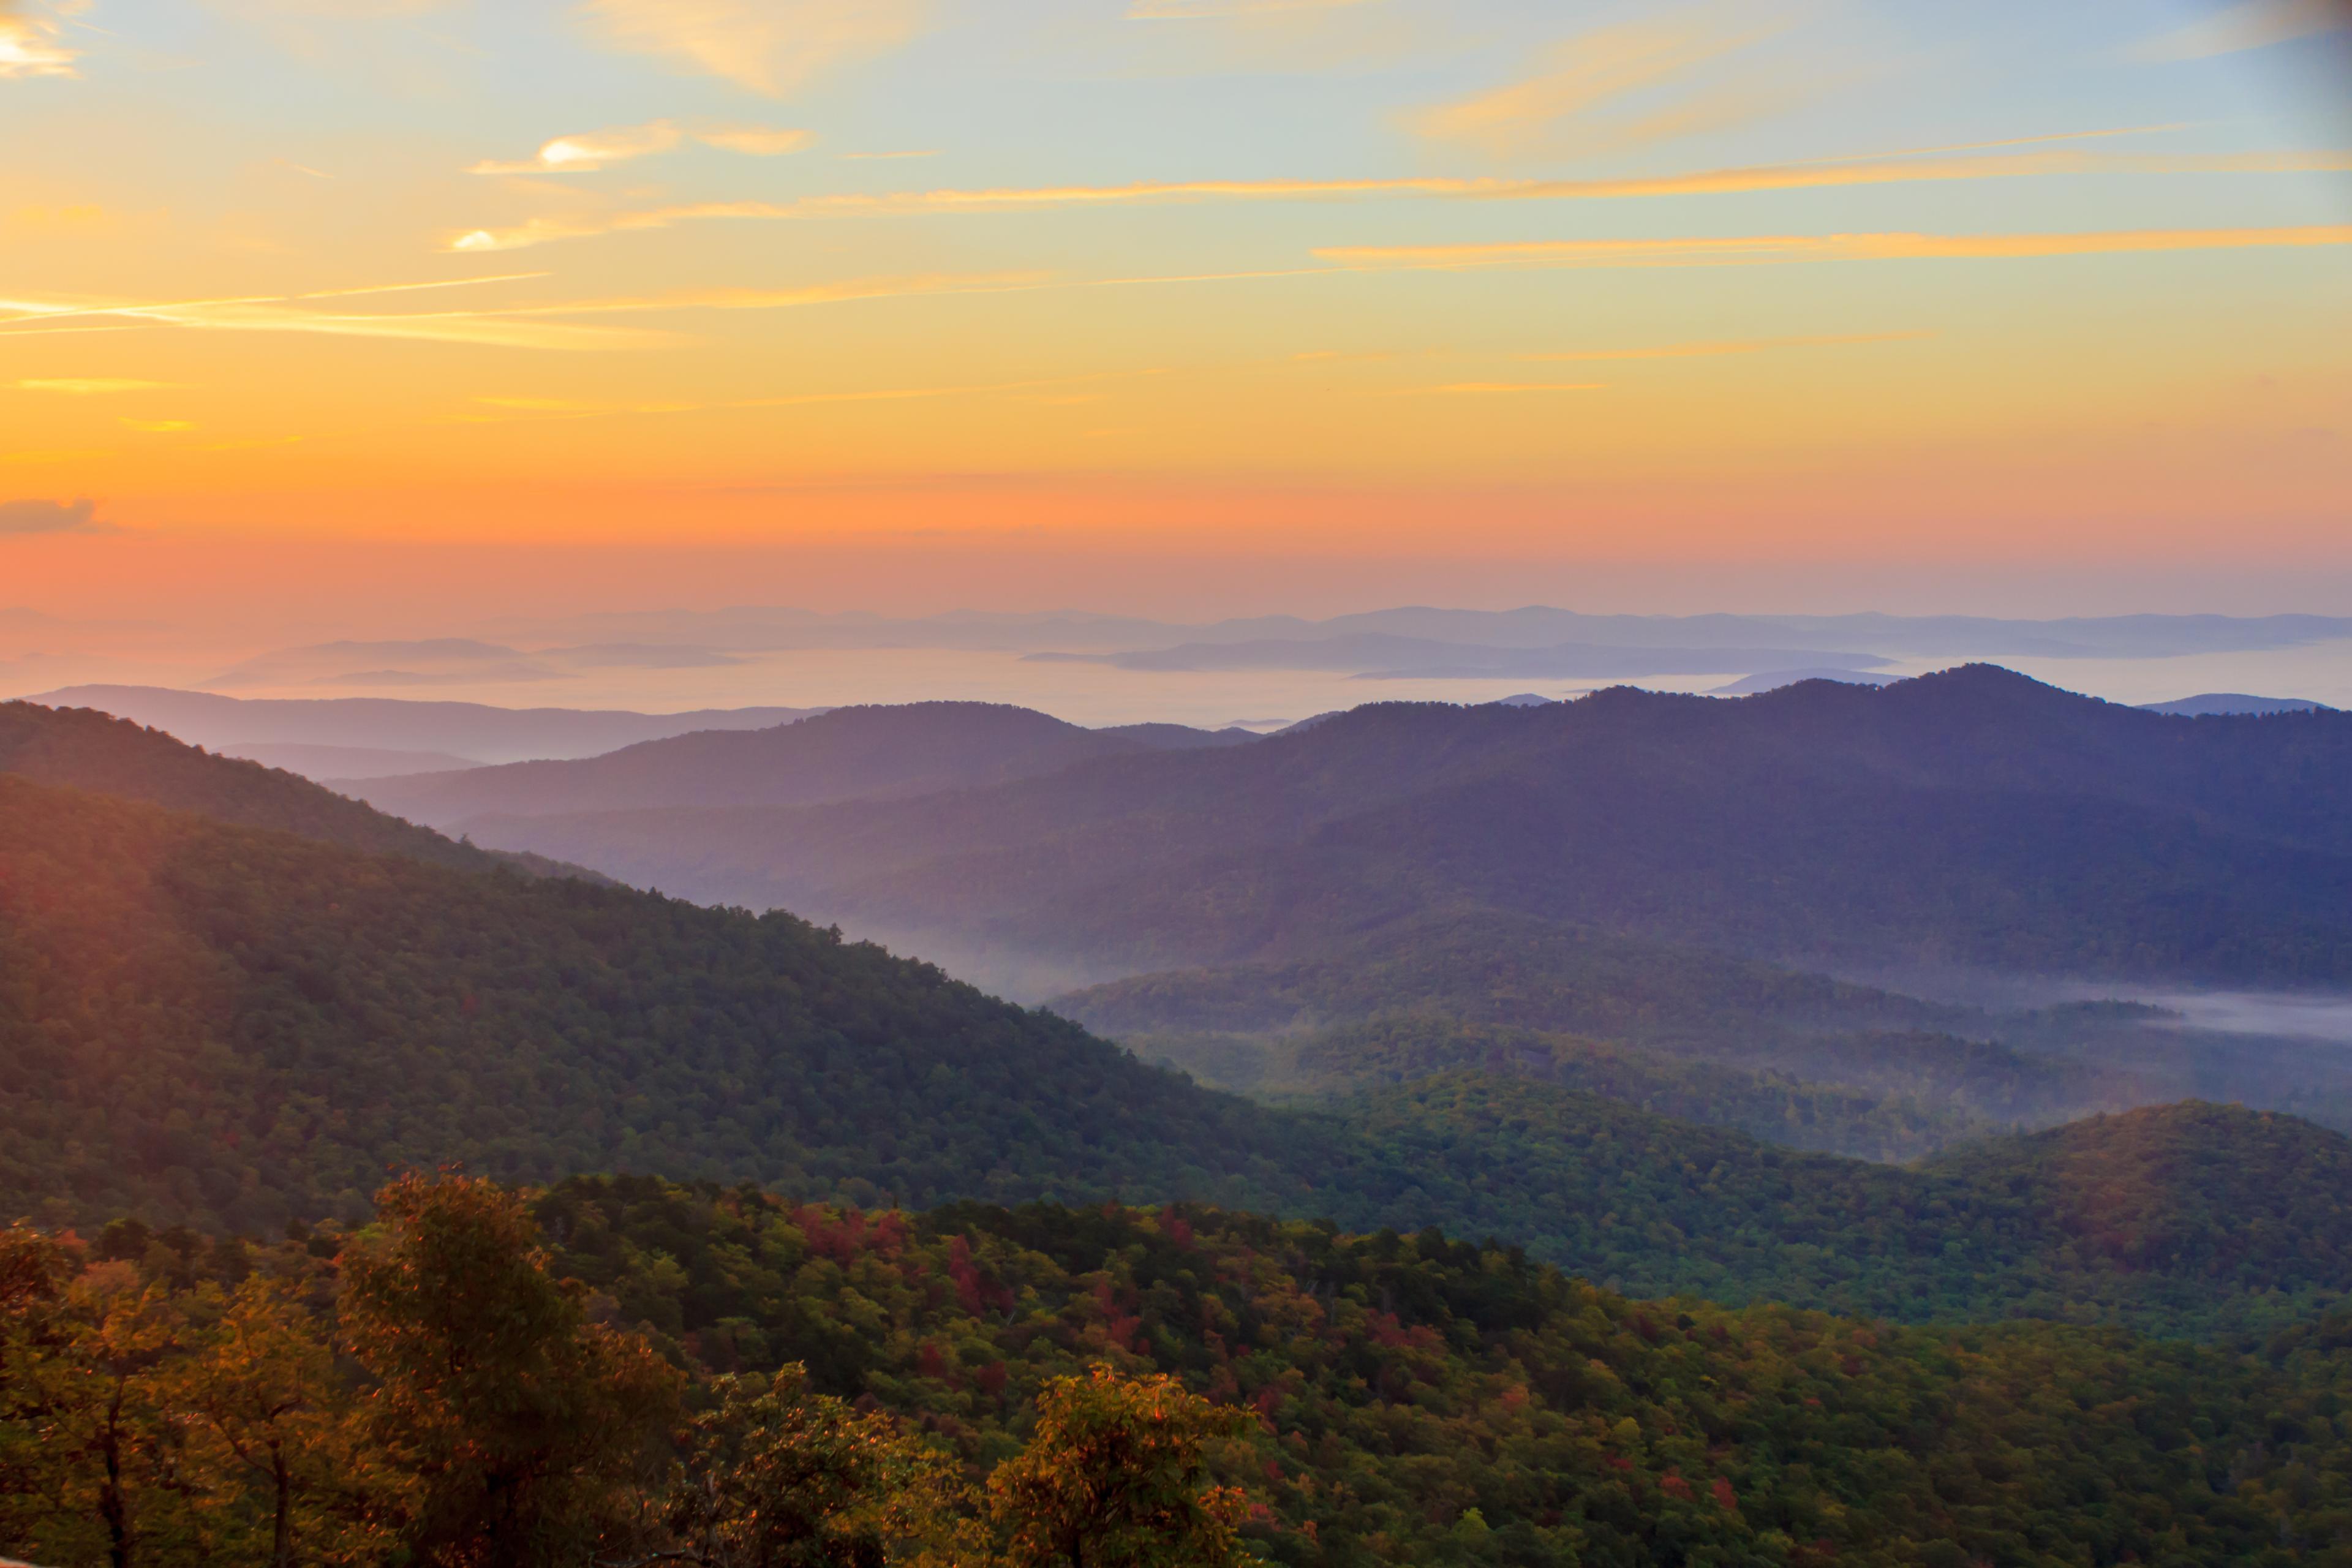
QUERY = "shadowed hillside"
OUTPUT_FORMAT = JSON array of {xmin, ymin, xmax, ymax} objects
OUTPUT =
[
  {"xmin": 449, "ymin": 668, "xmax": 2352, "ymax": 988},
  {"xmin": 350, "ymin": 701, "xmax": 1254, "ymax": 826}
]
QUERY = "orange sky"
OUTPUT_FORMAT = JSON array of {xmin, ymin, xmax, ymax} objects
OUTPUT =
[{"xmin": 3, "ymin": 0, "xmax": 2349, "ymax": 625}]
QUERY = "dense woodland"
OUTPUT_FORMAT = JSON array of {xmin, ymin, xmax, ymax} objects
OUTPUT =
[{"xmin": 8, "ymin": 1173, "xmax": 2351, "ymax": 1567}]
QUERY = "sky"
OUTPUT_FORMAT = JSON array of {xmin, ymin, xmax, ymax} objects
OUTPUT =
[{"xmin": 3, "ymin": 0, "xmax": 2350, "ymax": 636}]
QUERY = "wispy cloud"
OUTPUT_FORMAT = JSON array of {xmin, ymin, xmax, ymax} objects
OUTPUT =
[
  {"xmin": 1316, "ymin": 224, "xmax": 2352, "ymax": 271},
  {"xmin": 469, "ymin": 119, "xmax": 812, "ymax": 173},
  {"xmin": 0, "ymin": 497, "xmax": 105, "ymax": 535},
  {"xmin": 120, "ymin": 418, "xmax": 195, "ymax": 432},
  {"xmin": 15, "ymin": 377, "xmax": 178, "ymax": 393},
  {"xmin": 1522, "ymin": 330, "xmax": 1930, "ymax": 361},
  {"xmin": 0, "ymin": 274, "xmax": 662, "ymax": 351},
  {"xmin": 2134, "ymin": 0, "xmax": 2352, "ymax": 61},
  {"xmin": 578, "ymin": 0, "xmax": 928, "ymax": 97},
  {"xmin": 441, "ymin": 135, "xmax": 2350, "ymax": 252},
  {"xmin": 0, "ymin": 0, "xmax": 83, "ymax": 79},
  {"xmin": 1408, "ymin": 9, "xmax": 1784, "ymax": 158},
  {"xmin": 0, "ymin": 270, "xmax": 1068, "ymax": 355}
]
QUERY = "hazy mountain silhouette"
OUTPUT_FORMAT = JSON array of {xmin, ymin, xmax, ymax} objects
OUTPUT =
[
  {"xmin": 220, "ymin": 742, "xmax": 484, "ymax": 780},
  {"xmin": 349, "ymin": 702, "xmax": 1256, "ymax": 827},
  {"xmin": 2141, "ymin": 693, "xmax": 2337, "ymax": 717},
  {"xmin": 1711, "ymin": 667, "xmax": 1894, "ymax": 695},
  {"xmin": 1027, "ymin": 633, "xmax": 1888, "ymax": 679},
  {"xmin": 447, "ymin": 668, "xmax": 2352, "ymax": 987},
  {"xmin": 32, "ymin": 684, "xmax": 819, "ymax": 763}
]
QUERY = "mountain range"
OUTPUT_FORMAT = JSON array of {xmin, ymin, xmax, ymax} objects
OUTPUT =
[
  {"xmin": 6, "ymin": 696, "xmax": 2352, "ymax": 1340},
  {"xmin": 428, "ymin": 667, "xmax": 2352, "ymax": 992}
]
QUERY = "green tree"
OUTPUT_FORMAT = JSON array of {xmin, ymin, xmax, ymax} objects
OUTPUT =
[
  {"xmin": 987, "ymin": 1366, "xmax": 1259, "ymax": 1568},
  {"xmin": 658, "ymin": 1366, "xmax": 977, "ymax": 1568},
  {"xmin": 339, "ymin": 1173, "xmax": 682, "ymax": 1568}
]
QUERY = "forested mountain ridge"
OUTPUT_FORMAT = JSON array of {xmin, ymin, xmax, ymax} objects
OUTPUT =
[
  {"xmin": 1052, "ymin": 911, "xmax": 1970, "ymax": 1041},
  {"xmin": 0, "ymin": 772, "xmax": 1306, "ymax": 1235},
  {"xmin": 350, "ymin": 701, "xmax": 1254, "ymax": 826},
  {"xmin": 0, "ymin": 700, "xmax": 494, "ymax": 872},
  {"xmin": 1049, "ymin": 911, "xmax": 2352, "ymax": 1154},
  {"xmin": 451, "ymin": 667, "xmax": 2352, "ymax": 986},
  {"xmin": 4, "ymin": 768, "xmax": 2348, "ymax": 1338}
]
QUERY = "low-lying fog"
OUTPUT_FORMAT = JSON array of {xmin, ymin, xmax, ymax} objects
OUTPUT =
[{"xmin": 2074, "ymin": 989, "xmax": 2352, "ymax": 1049}]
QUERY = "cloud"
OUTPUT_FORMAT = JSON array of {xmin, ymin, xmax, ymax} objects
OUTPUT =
[
  {"xmin": 0, "ymin": 0, "xmax": 83, "ymax": 79},
  {"xmin": 120, "ymin": 418, "xmax": 195, "ymax": 432},
  {"xmin": 468, "ymin": 119, "xmax": 812, "ymax": 174},
  {"xmin": 4, "ymin": 269, "xmax": 1062, "ymax": 356},
  {"xmin": 0, "ymin": 497, "xmax": 105, "ymax": 535},
  {"xmin": 1408, "ymin": 10, "xmax": 1782, "ymax": 157},
  {"xmin": 440, "ymin": 137, "xmax": 2352, "ymax": 252},
  {"xmin": 470, "ymin": 120, "xmax": 684, "ymax": 175},
  {"xmin": 1522, "ymin": 331, "xmax": 1931, "ymax": 361},
  {"xmin": 2134, "ymin": 0, "xmax": 2352, "ymax": 61},
  {"xmin": 15, "ymin": 377, "xmax": 176, "ymax": 393},
  {"xmin": 578, "ymin": 0, "xmax": 929, "ymax": 97},
  {"xmin": 1314, "ymin": 224, "xmax": 2352, "ymax": 271}
]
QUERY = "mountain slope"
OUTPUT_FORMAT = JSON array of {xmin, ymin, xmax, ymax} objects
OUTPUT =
[
  {"xmin": 4, "ymin": 778, "xmax": 2346, "ymax": 1336},
  {"xmin": 454, "ymin": 668, "xmax": 2352, "ymax": 985},
  {"xmin": 350, "ymin": 701, "xmax": 1251, "ymax": 827},
  {"xmin": 0, "ymin": 701, "xmax": 494, "ymax": 871},
  {"xmin": 0, "ymin": 771, "xmax": 1308, "ymax": 1235}
]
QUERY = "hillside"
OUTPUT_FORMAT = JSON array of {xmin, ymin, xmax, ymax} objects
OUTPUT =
[
  {"xmin": 4, "ymin": 778, "xmax": 2347, "ymax": 1337},
  {"xmin": 0, "ymin": 701, "xmax": 494, "ymax": 872},
  {"xmin": 350, "ymin": 701, "xmax": 1254, "ymax": 827},
  {"xmin": 1049, "ymin": 913, "xmax": 2308, "ymax": 1152},
  {"xmin": 1052, "ymin": 911, "xmax": 1969, "ymax": 1042},
  {"xmin": 1123, "ymin": 1016, "xmax": 2087, "ymax": 1161},
  {"xmin": 0, "ymin": 772, "xmax": 1305, "ymax": 1236},
  {"xmin": 450, "ymin": 668, "xmax": 2352, "ymax": 987}
]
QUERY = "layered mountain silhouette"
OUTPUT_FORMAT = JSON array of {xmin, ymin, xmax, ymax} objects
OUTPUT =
[
  {"xmin": 349, "ymin": 701, "xmax": 1255, "ymax": 824},
  {"xmin": 437, "ymin": 667, "xmax": 2352, "ymax": 987}
]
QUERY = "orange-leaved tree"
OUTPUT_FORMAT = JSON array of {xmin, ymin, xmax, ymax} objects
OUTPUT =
[{"xmin": 988, "ymin": 1365, "xmax": 1261, "ymax": 1568}]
